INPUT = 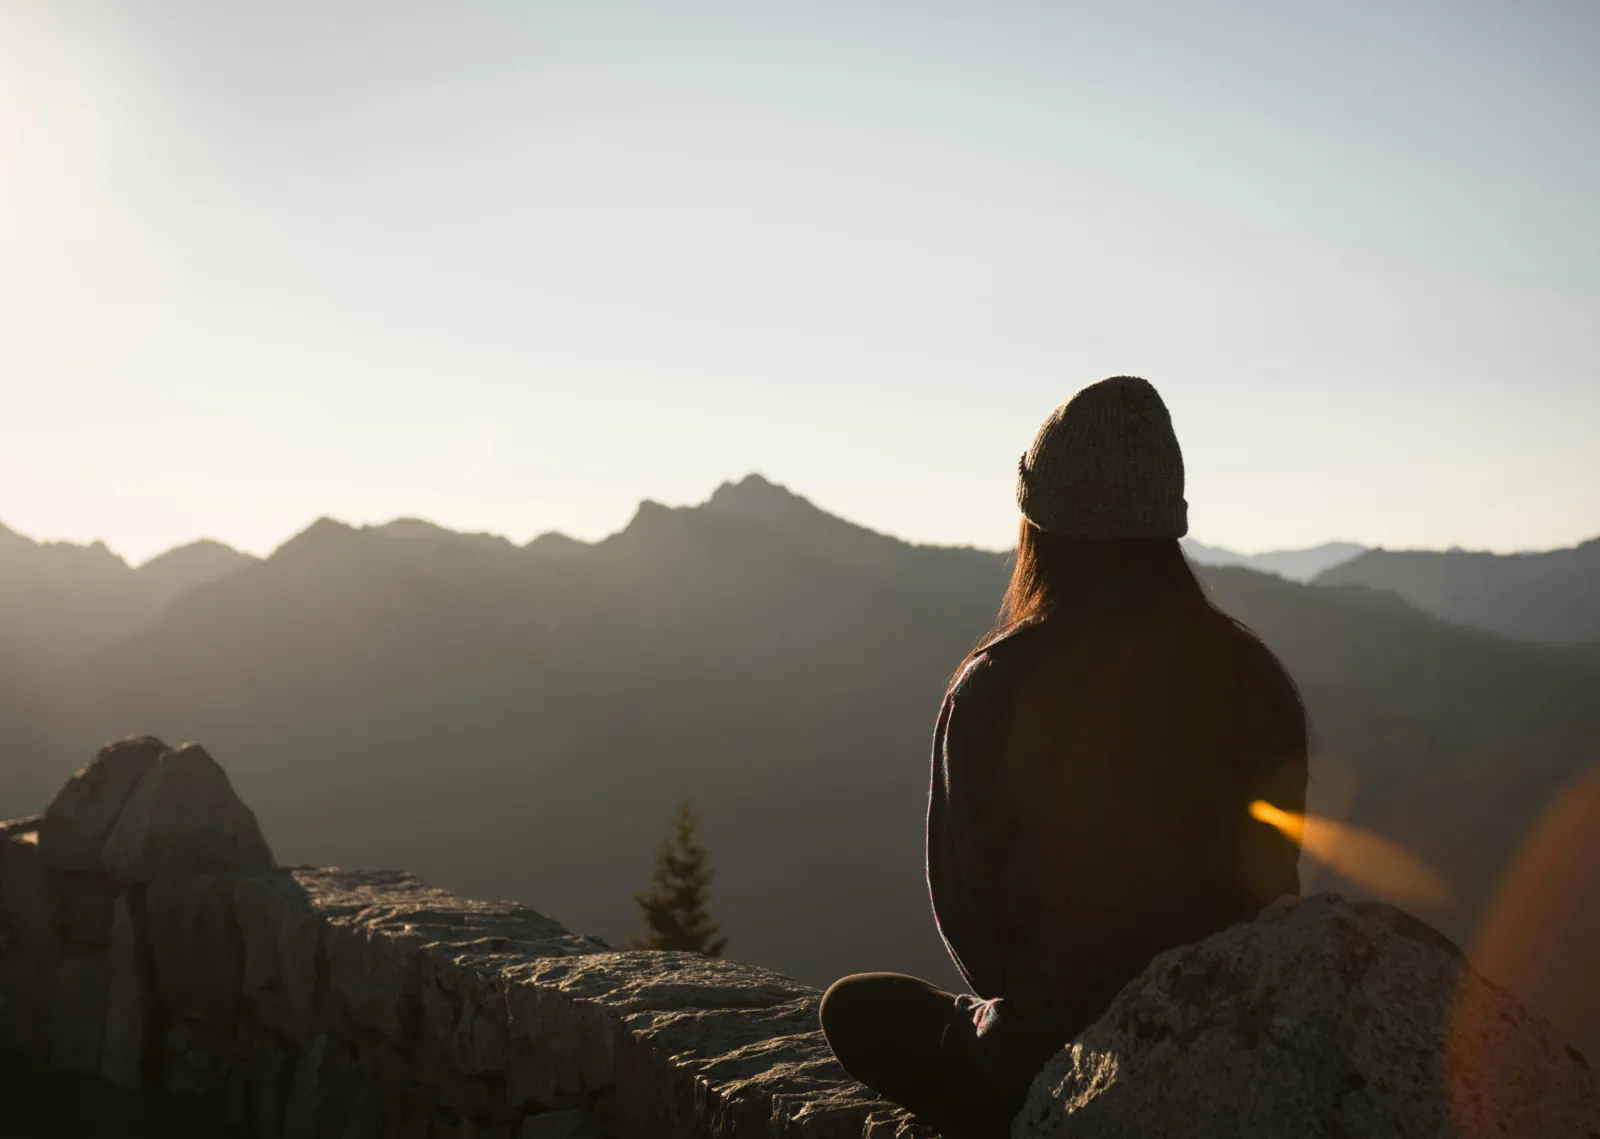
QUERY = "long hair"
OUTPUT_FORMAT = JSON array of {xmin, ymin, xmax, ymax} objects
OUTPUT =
[
  {"xmin": 959, "ymin": 519, "xmax": 1311, "ymax": 894},
  {"xmin": 953, "ymin": 520, "xmax": 1217, "ymax": 688}
]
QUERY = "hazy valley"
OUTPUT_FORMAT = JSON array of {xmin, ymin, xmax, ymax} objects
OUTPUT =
[{"xmin": 2, "ymin": 475, "xmax": 1597, "ymax": 1058}]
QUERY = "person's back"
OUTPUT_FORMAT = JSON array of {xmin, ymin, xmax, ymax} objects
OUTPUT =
[{"xmin": 820, "ymin": 377, "xmax": 1310, "ymax": 1139}]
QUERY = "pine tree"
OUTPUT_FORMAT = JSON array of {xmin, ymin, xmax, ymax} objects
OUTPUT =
[{"xmin": 628, "ymin": 798, "xmax": 728, "ymax": 956}]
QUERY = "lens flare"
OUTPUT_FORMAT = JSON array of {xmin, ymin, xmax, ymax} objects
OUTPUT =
[
  {"xmin": 1249, "ymin": 800, "xmax": 1453, "ymax": 907},
  {"xmin": 1466, "ymin": 762, "xmax": 1600, "ymax": 1067}
]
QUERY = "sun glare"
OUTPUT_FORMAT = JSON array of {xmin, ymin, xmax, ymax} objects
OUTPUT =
[{"xmin": 1250, "ymin": 799, "xmax": 1454, "ymax": 907}]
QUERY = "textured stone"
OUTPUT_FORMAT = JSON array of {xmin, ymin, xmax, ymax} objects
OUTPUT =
[
  {"xmin": 519, "ymin": 1109, "xmax": 613, "ymax": 1139},
  {"xmin": 617, "ymin": 998, "xmax": 885, "ymax": 1139},
  {"xmin": 47, "ymin": 951, "xmax": 108, "ymax": 1075},
  {"xmin": 247, "ymin": 1025, "xmax": 296, "ymax": 1138},
  {"xmin": 282, "ymin": 1031, "xmax": 363, "ymax": 1139},
  {"xmin": 101, "ymin": 743, "xmax": 275, "ymax": 884},
  {"xmin": 19, "ymin": 772, "xmax": 922, "ymax": 1139},
  {"xmin": 503, "ymin": 950, "xmax": 815, "ymax": 1112},
  {"xmin": 235, "ymin": 868, "xmax": 341, "ymax": 1041},
  {"xmin": 421, "ymin": 925, "xmax": 607, "ymax": 1078},
  {"xmin": 53, "ymin": 873, "xmax": 116, "ymax": 948},
  {"xmin": 147, "ymin": 872, "xmax": 245, "ymax": 1032},
  {"xmin": 39, "ymin": 737, "xmax": 167, "ymax": 873},
  {"xmin": 0, "ymin": 822, "xmax": 55, "ymax": 1053},
  {"xmin": 164, "ymin": 1015, "xmax": 235, "ymax": 1098},
  {"xmin": 323, "ymin": 873, "xmax": 599, "ymax": 1046},
  {"xmin": 0, "ymin": 819, "xmax": 51, "ymax": 953},
  {"xmin": 101, "ymin": 892, "xmax": 160, "ymax": 1089},
  {"xmin": 859, "ymin": 1109, "xmax": 938, "ymax": 1138},
  {"xmin": 1015, "ymin": 893, "xmax": 1600, "ymax": 1139}
]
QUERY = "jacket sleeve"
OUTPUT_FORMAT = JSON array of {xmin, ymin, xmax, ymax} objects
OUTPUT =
[
  {"xmin": 930, "ymin": 657, "xmax": 1072, "ymax": 1105},
  {"xmin": 1229, "ymin": 645, "xmax": 1309, "ymax": 905},
  {"xmin": 927, "ymin": 663, "xmax": 1017, "ymax": 998}
]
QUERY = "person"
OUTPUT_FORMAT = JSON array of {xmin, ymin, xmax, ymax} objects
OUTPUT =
[{"xmin": 818, "ymin": 376, "xmax": 1309, "ymax": 1138}]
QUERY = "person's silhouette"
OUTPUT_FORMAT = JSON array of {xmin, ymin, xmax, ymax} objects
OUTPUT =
[{"xmin": 820, "ymin": 376, "xmax": 1308, "ymax": 1138}]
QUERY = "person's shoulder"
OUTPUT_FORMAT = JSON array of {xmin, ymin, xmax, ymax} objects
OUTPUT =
[
  {"xmin": 948, "ymin": 618, "xmax": 1055, "ymax": 702},
  {"xmin": 1209, "ymin": 613, "xmax": 1306, "ymax": 738}
]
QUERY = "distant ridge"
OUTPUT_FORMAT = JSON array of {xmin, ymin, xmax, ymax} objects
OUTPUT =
[
  {"xmin": 1183, "ymin": 538, "xmax": 1365, "ymax": 582},
  {"xmin": 1317, "ymin": 537, "xmax": 1600, "ymax": 645},
  {"xmin": 2, "ymin": 477, "xmax": 1598, "ymax": 1061},
  {"xmin": 372, "ymin": 518, "xmax": 516, "ymax": 551}
]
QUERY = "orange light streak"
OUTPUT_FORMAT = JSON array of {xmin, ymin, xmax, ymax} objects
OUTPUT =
[{"xmin": 1249, "ymin": 799, "xmax": 1453, "ymax": 907}]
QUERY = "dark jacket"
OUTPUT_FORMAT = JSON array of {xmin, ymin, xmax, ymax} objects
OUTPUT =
[{"xmin": 926, "ymin": 609, "xmax": 1307, "ymax": 1104}]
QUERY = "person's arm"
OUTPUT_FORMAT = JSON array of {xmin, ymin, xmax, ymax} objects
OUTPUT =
[
  {"xmin": 1229, "ymin": 641, "xmax": 1310, "ymax": 906},
  {"xmin": 927, "ymin": 658, "xmax": 1018, "ymax": 998}
]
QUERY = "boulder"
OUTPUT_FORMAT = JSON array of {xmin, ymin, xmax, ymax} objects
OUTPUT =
[
  {"xmin": 502, "ymin": 949, "xmax": 816, "ymax": 1111},
  {"xmin": 0, "ymin": 821, "xmax": 53, "ymax": 958},
  {"xmin": 47, "ymin": 951, "xmax": 108, "ymax": 1075},
  {"xmin": 147, "ymin": 872, "xmax": 245, "ymax": 1032},
  {"xmin": 0, "ymin": 821, "xmax": 54, "ymax": 1053},
  {"xmin": 100, "ymin": 743, "xmax": 275, "ymax": 884},
  {"xmin": 54, "ymin": 874, "xmax": 115, "ymax": 949},
  {"xmin": 39, "ymin": 737, "xmax": 167, "ymax": 873},
  {"xmin": 519, "ymin": 1109, "xmax": 613, "ymax": 1138},
  {"xmin": 235, "ymin": 868, "xmax": 339, "ymax": 1042},
  {"xmin": 615, "ymin": 998, "xmax": 884, "ymax": 1138},
  {"xmin": 1015, "ymin": 893, "xmax": 1600, "ymax": 1138},
  {"xmin": 101, "ymin": 892, "xmax": 160, "ymax": 1089},
  {"xmin": 164, "ymin": 1015, "xmax": 235, "ymax": 1098}
]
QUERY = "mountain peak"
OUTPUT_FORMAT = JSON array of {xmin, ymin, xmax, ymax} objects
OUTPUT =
[
  {"xmin": 705, "ymin": 473, "xmax": 823, "ymax": 525},
  {"xmin": 271, "ymin": 516, "xmax": 361, "ymax": 560},
  {"xmin": 370, "ymin": 518, "xmax": 515, "ymax": 551}
]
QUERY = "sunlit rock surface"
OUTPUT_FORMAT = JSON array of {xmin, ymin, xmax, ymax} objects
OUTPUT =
[
  {"xmin": 9, "ymin": 739, "xmax": 1595, "ymax": 1137},
  {"xmin": 0, "ymin": 738, "xmax": 925, "ymax": 1138},
  {"xmin": 1014, "ymin": 893, "xmax": 1600, "ymax": 1138}
]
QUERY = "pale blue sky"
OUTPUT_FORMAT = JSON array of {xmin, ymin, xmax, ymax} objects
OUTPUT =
[{"xmin": 3, "ymin": 0, "xmax": 1596, "ymax": 564}]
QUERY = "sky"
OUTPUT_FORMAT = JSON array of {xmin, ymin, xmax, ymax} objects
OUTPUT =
[{"xmin": 3, "ymin": 0, "xmax": 1596, "ymax": 565}]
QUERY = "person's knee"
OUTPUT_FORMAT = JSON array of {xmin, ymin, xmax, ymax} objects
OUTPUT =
[{"xmin": 819, "ymin": 973, "xmax": 874, "ymax": 1042}]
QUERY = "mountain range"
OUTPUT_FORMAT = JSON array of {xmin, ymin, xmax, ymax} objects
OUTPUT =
[
  {"xmin": 1, "ymin": 476, "xmax": 1596, "ymax": 1060},
  {"xmin": 1180, "ymin": 538, "xmax": 1365, "ymax": 582},
  {"xmin": 1318, "ymin": 539, "xmax": 1600, "ymax": 645}
]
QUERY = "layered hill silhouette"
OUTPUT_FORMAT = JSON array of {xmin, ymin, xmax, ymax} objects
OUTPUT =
[
  {"xmin": 1317, "ymin": 538, "xmax": 1600, "ymax": 645},
  {"xmin": 1181, "ymin": 538, "xmax": 1365, "ymax": 582},
  {"xmin": 0, "ymin": 524, "xmax": 256, "ymax": 670},
  {"xmin": 2, "ymin": 477, "xmax": 1597, "ymax": 1058}
]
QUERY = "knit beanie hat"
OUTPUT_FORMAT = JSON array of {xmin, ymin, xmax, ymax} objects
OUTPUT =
[{"xmin": 1015, "ymin": 375, "xmax": 1188, "ymax": 539}]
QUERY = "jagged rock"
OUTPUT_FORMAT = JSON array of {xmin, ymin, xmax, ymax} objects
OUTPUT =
[
  {"xmin": 421, "ymin": 923, "xmax": 610, "ymax": 1078},
  {"xmin": 164, "ymin": 1015, "xmax": 235, "ymax": 1098},
  {"xmin": 617, "ymin": 998, "xmax": 884, "ymax": 1138},
  {"xmin": 519, "ymin": 1109, "xmax": 613, "ymax": 1138},
  {"xmin": 0, "ymin": 820, "xmax": 54, "ymax": 1053},
  {"xmin": 235, "ymin": 868, "xmax": 339, "ymax": 1042},
  {"xmin": 13, "ymin": 778, "xmax": 915, "ymax": 1139},
  {"xmin": 1014, "ymin": 893, "xmax": 1600, "ymax": 1138},
  {"xmin": 53, "ymin": 873, "xmax": 115, "ymax": 949},
  {"xmin": 39, "ymin": 737, "xmax": 166, "ymax": 873},
  {"xmin": 320, "ymin": 868, "xmax": 599, "ymax": 1046},
  {"xmin": 101, "ymin": 892, "xmax": 160, "ymax": 1089},
  {"xmin": 147, "ymin": 872, "xmax": 245, "ymax": 1032},
  {"xmin": 247, "ymin": 1023, "xmax": 297, "ymax": 1138},
  {"xmin": 101, "ymin": 743, "xmax": 275, "ymax": 884},
  {"xmin": 860, "ymin": 1109, "xmax": 938, "ymax": 1138},
  {"xmin": 503, "ymin": 950, "xmax": 816, "ymax": 1111},
  {"xmin": 47, "ymin": 951, "xmax": 108, "ymax": 1075},
  {"xmin": 0, "ymin": 821, "xmax": 52, "ymax": 958}
]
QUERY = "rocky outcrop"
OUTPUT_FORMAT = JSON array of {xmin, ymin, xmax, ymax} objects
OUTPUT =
[
  {"xmin": 8, "ymin": 739, "xmax": 1597, "ymax": 1138},
  {"xmin": 100, "ymin": 742, "xmax": 275, "ymax": 883},
  {"xmin": 1015, "ymin": 893, "xmax": 1600, "ymax": 1138},
  {"xmin": 1, "ymin": 738, "xmax": 927, "ymax": 1138},
  {"xmin": 38, "ymin": 736, "xmax": 165, "ymax": 874}
]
